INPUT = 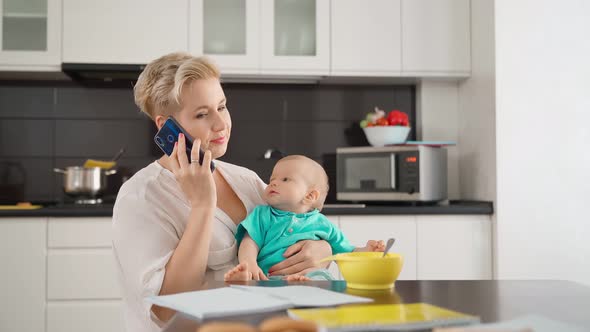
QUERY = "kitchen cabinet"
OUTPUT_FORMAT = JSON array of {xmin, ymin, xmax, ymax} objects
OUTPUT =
[
  {"xmin": 62, "ymin": 0, "xmax": 188, "ymax": 64},
  {"xmin": 0, "ymin": 0, "xmax": 61, "ymax": 69},
  {"xmin": 260, "ymin": 0, "xmax": 330, "ymax": 75},
  {"xmin": 331, "ymin": 0, "xmax": 470, "ymax": 77},
  {"xmin": 190, "ymin": 0, "xmax": 330, "ymax": 76},
  {"xmin": 46, "ymin": 217, "xmax": 124, "ymax": 332},
  {"xmin": 189, "ymin": 0, "xmax": 260, "ymax": 74},
  {"xmin": 401, "ymin": 0, "xmax": 471, "ymax": 75},
  {"xmin": 330, "ymin": 0, "xmax": 402, "ymax": 76},
  {"xmin": 0, "ymin": 218, "xmax": 46, "ymax": 332},
  {"xmin": 337, "ymin": 214, "xmax": 491, "ymax": 280},
  {"xmin": 416, "ymin": 215, "xmax": 492, "ymax": 279},
  {"xmin": 339, "ymin": 215, "xmax": 417, "ymax": 280},
  {"xmin": 47, "ymin": 301, "xmax": 125, "ymax": 332}
]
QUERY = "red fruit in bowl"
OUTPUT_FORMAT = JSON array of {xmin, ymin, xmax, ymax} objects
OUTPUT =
[
  {"xmin": 387, "ymin": 110, "xmax": 408, "ymax": 126},
  {"xmin": 376, "ymin": 118, "xmax": 389, "ymax": 126}
]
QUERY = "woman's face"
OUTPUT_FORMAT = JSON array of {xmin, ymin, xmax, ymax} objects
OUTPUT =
[{"xmin": 173, "ymin": 78, "xmax": 231, "ymax": 159}]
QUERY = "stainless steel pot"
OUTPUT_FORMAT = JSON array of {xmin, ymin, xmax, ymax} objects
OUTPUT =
[{"xmin": 53, "ymin": 167, "xmax": 117, "ymax": 197}]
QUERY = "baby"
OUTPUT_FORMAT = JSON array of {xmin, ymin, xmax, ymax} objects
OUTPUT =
[{"xmin": 224, "ymin": 155, "xmax": 384, "ymax": 281}]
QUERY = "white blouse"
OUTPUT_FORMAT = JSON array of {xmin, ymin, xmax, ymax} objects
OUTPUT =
[{"xmin": 111, "ymin": 160, "xmax": 266, "ymax": 332}]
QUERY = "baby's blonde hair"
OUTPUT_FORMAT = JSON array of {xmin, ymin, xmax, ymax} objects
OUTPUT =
[
  {"xmin": 134, "ymin": 52, "xmax": 220, "ymax": 119},
  {"xmin": 278, "ymin": 155, "xmax": 330, "ymax": 209}
]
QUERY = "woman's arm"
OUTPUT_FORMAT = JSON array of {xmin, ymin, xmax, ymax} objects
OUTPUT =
[
  {"xmin": 267, "ymin": 240, "xmax": 333, "ymax": 276},
  {"xmin": 152, "ymin": 136, "xmax": 217, "ymax": 322},
  {"xmin": 152, "ymin": 204, "xmax": 215, "ymax": 321}
]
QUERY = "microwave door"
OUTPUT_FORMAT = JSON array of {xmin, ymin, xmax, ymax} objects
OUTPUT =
[{"xmin": 340, "ymin": 153, "xmax": 395, "ymax": 192}]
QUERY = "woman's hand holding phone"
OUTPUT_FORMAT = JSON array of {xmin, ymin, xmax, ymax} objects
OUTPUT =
[{"xmin": 169, "ymin": 133, "xmax": 216, "ymax": 209}]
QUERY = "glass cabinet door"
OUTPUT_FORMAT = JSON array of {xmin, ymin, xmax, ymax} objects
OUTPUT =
[
  {"xmin": 189, "ymin": 0, "xmax": 259, "ymax": 74},
  {"xmin": 0, "ymin": 0, "xmax": 60, "ymax": 67},
  {"xmin": 260, "ymin": 0, "xmax": 329, "ymax": 74},
  {"xmin": 2, "ymin": 0, "xmax": 47, "ymax": 51}
]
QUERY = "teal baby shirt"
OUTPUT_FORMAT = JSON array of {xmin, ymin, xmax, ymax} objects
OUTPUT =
[{"xmin": 235, "ymin": 205, "xmax": 355, "ymax": 275}]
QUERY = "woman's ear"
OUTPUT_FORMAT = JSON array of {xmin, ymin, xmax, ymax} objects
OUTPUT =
[{"xmin": 155, "ymin": 115, "xmax": 166, "ymax": 130}]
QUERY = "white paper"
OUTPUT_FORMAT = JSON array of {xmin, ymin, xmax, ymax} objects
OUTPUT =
[
  {"xmin": 147, "ymin": 287, "xmax": 291, "ymax": 320},
  {"xmin": 146, "ymin": 285, "xmax": 373, "ymax": 320},
  {"xmin": 230, "ymin": 285, "xmax": 373, "ymax": 307}
]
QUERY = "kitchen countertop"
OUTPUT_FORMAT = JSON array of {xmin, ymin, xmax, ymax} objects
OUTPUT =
[{"xmin": 0, "ymin": 200, "xmax": 492, "ymax": 217}]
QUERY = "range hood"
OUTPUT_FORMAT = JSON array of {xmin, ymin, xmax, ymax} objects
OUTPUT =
[
  {"xmin": 61, "ymin": 63, "xmax": 325, "ymax": 84},
  {"xmin": 61, "ymin": 63, "xmax": 145, "ymax": 82}
]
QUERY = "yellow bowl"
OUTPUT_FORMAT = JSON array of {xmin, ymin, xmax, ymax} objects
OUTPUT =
[{"xmin": 323, "ymin": 252, "xmax": 403, "ymax": 290}]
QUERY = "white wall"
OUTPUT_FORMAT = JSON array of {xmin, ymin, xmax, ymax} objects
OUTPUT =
[
  {"xmin": 418, "ymin": 80, "xmax": 461, "ymax": 200},
  {"xmin": 458, "ymin": 0, "xmax": 496, "ymax": 203},
  {"xmin": 495, "ymin": 0, "xmax": 590, "ymax": 286}
]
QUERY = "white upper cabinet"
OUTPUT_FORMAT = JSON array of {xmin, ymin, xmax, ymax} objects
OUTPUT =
[
  {"xmin": 401, "ymin": 0, "xmax": 471, "ymax": 75},
  {"xmin": 62, "ymin": 0, "xmax": 188, "ymax": 64},
  {"xmin": 260, "ymin": 0, "xmax": 330, "ymax": 75},
  {"xmin": 331, "ymin": 0, "xmax": 401, "ymax": 76},
  {"xmin": 189, "ymin": 0, "xmax": 259, "ymax": 74},
  {"xmin": 0, "ymin": 0, "xmax": 60, "ymax": 68}
]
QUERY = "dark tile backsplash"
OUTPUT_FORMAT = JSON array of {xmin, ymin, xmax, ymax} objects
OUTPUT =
[{"xmin": 0, "ymin": 82, "xmax": 415, "ymax": 203}]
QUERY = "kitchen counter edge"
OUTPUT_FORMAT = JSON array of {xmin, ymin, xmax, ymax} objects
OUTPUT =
[{"xmin": 0, "ymin": 201, "xmax": 493, "ymax": 217}]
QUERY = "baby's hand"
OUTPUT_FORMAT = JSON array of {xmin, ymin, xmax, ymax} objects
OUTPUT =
[
  {"xmin": 224, "ymin": 262, "xmax": 269, "ymax": 282},
  {"xmin": 251, "ymin": 264, "xmax": 269, "ymax": 281},
  {"xmin": 365, "ymin": 239, "xmax": 385, "ymax": 252}
]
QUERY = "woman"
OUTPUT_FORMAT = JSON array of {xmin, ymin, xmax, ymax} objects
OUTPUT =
[{"xmin": 111, "ymin": 52, "xmax": 333, "ymax": 332}]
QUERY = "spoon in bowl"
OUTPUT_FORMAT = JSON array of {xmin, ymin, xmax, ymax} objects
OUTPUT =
[{"xmin": 382, "ymin": 238, "xmax": 396, "ymax": 258}]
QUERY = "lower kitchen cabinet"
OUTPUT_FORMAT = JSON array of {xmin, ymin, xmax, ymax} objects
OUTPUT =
[
  {"xmin": 46, "ymin": 217, "xmax": 124, "ymax": 332},
  {"xmin": 416, "ymin": 215, "xmax": 492, "ymax": 280},
  {"xmin": 0, "ymin": 218, "xmax": 47, "ymax": 332},
  {"xmin": 337, "ymin": 215, "xmax": 492, "ymax": 280},
  {"xmin": 47, "ymin": 301, "xmax": 125, "ymax": 332},
  {"xmin": 47, "ymin": 249, "xmax": 121, "ymax": 299},
  {"xmin": 0, "ymin": 213, "xmax": 491, "ymax": 332},
  {"xmin": 339, "ymin": 216, "xmax": 418, "ymax": 280}
]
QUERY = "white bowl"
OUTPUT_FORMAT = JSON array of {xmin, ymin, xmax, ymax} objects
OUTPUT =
[{"xmin": 363, "ymin": 126, "xmax": 411, "ymax": 147}]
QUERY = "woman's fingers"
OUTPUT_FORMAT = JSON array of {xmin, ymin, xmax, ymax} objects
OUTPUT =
[
  {"xmin": 269, "ymin": 253, "xmax": 307, "ymax": 275},
  {"xmin": 177, "ymin": 133, "xmax": 189, "ymax": 168},
  {"xmin": 189, "ymin": 138, "xmax": 201, "ymax": 166},
  {"xmin": 169, "ymin": 141, "xmax": 180, "ymax": 173},
  {"xmin": 281, "ymin": 241, "xmax": 304, "ymax": 258},
  {"xmin": 202, "ymin": 149, "xmax": 212, "ymax": 172},
  {"xmin": 269, "ymin": 261, "xmax": 309, "ymax": 277}
]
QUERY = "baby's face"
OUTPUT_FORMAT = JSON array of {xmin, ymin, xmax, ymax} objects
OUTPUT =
[{"xmin": 264, "ymin": 159, "xmax": 312, "ymax": 212}]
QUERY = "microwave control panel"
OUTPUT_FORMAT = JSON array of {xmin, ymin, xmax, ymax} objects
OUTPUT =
[{"xmin": 397, "ymin": 151, "xmax": 420, "ymax": 193}]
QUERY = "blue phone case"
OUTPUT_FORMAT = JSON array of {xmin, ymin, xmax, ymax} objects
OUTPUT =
[{"xmin": 154, "ymin": 117, "xmax": 215, "ymax": 172}]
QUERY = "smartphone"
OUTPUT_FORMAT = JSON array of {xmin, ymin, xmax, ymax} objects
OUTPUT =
[{"xmin": 154, "ymin": 117, "xmax": 215, "ymax": 172}]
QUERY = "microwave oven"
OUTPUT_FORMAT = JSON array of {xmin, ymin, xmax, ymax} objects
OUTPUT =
[{"xmin": 336, "ymin": 146, "xmax": 447, "ymax": 202}]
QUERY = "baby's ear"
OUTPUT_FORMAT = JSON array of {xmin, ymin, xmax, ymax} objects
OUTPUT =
[{"xmin": 304, "ymin": 189, "xmax": 320, "ymax": 205}]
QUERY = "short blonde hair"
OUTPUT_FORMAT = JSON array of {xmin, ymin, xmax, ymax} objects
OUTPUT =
[{"xmin": 134, "ymin": 52, "xmax": 220, "ymax": 119}]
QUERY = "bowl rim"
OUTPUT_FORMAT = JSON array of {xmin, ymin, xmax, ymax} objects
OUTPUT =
[
  {"xmin": 363, "ymin": 125, "xmax": 410, "ymax": 130},
  {"xmin": 331, "ymin": 252, "xmax": 403, "ymax": 261}
]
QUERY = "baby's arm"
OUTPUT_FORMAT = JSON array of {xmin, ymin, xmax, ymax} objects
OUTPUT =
[
  {"xmin": 238, "ymin": 233, "xmax": 268, "ymax": 280},
  {"xmin": 353, "ymin": 240, "xmax": 385, "ymax": 252}
]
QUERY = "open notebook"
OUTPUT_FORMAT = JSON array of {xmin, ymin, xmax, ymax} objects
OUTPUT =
[
  {"xmin": 288, "ymin": 303, "xmax": 479, "ymax": 331},
  {"xmin": 146, "ymin": 285, "xmax": 372, "ymax": 320}
]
